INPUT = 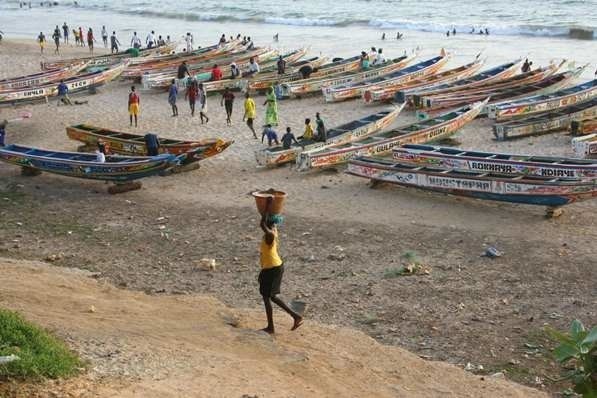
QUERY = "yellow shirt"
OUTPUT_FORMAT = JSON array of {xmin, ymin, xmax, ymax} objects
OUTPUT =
[
  {"xmin": 303, "ymin": 124, "xmax": 314, "ymax": 140},
  {"xmin": 260, "ymin": 229, "xmax": 282, "ymax": 269},
  {"xmin": 244, "ymin": 98, "xmax": 256, "ymax": 119}
]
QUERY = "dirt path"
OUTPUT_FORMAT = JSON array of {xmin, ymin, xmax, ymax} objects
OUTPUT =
[{"xmin": 0, "ymin": 258, "xmax": 548, "ymax": 398}]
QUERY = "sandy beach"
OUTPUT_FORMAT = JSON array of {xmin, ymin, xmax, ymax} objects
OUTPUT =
[{"xmin": 0, "ymin": 35, "xmax": 596, "ymax": 397}]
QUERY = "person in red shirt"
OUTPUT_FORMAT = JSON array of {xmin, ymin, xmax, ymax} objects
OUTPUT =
[
  {"xmin": 78, "ymin": 26, "xmax": 85, "ymax": 47},
  {"xmin": 185, "ymin": 79, "xmax": 198, "ymax": 116},
  {"xmin": 87, "ymin": 28, "xmax": 96, "ymax": 54},
  {"xmin": 211, "ymin": 64, "xmax": 223, "ymax": 81},
  {"xmin": 128, "ymin": 86, "xmax": 140, "ymax": 127}
]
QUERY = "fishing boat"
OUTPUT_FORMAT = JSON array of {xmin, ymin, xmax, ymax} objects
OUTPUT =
[
  {"xmin": 0, "ymin": 144, "xmax": 177, "ymax": 182},
  {"xmin": 488, "ymin": 79, "xmax": 597, "ymax": 121},
  {"xmin": 396, "ymin": 59, "xmax": 523, "ymax": 104},
  {"xmin": 572, "ymin": 121, "xmax": 597, "ymax": 158},
  {"xmin": 296, "ymin": 100, "xmax": 486, "ymax": 171},
  {"xmin": 412, "ymin": 61, "xmax": 561, "ymax": 109},
  {"xmin": 42, "ymin": 42, "xmax": 176, "ymax": 69},
  {"xmin": 493, "ymin": 98, "xmax": 597, "ymax": 140},
  {"xmin": 0, "ymin": 62, "xmax": 127, "ymax": 106},
  {"xmin": 66, "ymin": 124, "xmax": 233, "ymax": 165},
  {"xmin": 0, "ymin": 62, "xmax": 88, "ymax": 92},
  {"xmin": 255, "ymin": 105, "xmax": 403, "ymax": 167},
  {"xmin": 279, "ymin": 55, "xmax": 364, "ymax": 98},
  {"xmin": 392, "ymin": 144, "xmax": 597, "ymax": 179},
  {"xmin": 346, "ymin": 156, "xmax": 597, "ymax": 211},
  {"xmin": 417, "ymin": 66, "xmax": 582, "ymax": 115},
  {"xmin": 363, "ymin": 57, "xmax": 485, "ymax": 103},
  {"xmin": 323, "ymin": 52, "xmax": 449, "ymax": 103},
  {"xmin": 242, "ymin": 56, "xmax": 330, "ymax": 92}
]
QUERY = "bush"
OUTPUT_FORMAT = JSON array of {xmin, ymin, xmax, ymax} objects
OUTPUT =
[{"xmin": 0, "ymin": 309, "xmax": 83, "ymax": 379}]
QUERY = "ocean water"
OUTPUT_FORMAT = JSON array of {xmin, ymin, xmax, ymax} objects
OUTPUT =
[{"xmin": 0, "ymin": 0, "xmax": 595, "ymax": 79}]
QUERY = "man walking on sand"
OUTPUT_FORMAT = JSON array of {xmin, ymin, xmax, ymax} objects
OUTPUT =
[
  {"xmin": 258, "ymin": 198, "xmax": 303, "ymax": 334},
  {"xmin": 128, "ymin": 86, "xmax": 140, "ymax": 127},
  {"xmin": 243, "ymin": 92, "xmax": 257, "ymax": 139}
]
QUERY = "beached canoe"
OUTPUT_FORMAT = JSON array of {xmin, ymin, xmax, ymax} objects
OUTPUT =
[
  {"xmin": 66, "ymin": 124, "xmax": 233, "ymax": 165},
  {"xmin": 279, "ymin": 55, "xmax": 364, "ymax": 98},
  {"xmin": 417, "ymin": 65, "xmax": 582, "ymax": 115},
  {"xmin": 363, "ymin": 56, "xmax": 485, "ymax": 103},
  {"xmin": 255, "ymin": 105, "xmax": 404, "ymax": 167},
  {"xmin": 397, "ymin": 59, "xmax": 523, "ymax": 103},
  {"xmin": 392, "ymin": 144, "xmax": 597, "ymax": 179},
  {"xmin": 493, "ymin": 98, "xmax": 597, "ymax": 140},
  {"xmin": 572, "ymin": 122, "xmax": 597, "ymax": 158},
  {"xmin": 0, "ymin": 144, "xmax": 177, "ymax": 182},
  {"xmin": 487, "ymin": 79, "xmax": 597, "ymax": 121},
  {"xmin": 323, "ymin": 52, "xmax": 449, "ymax": 103},
  {"xmin": 0, "ymin": 62, "xmax": 88, "ymax": 92},
  {"xmin": 0, "ymin": 62, "xmax": 127, "ymax": 106},
  {"xmin": 346, "ymin": 156, "xmax": 597, "ymax": 209},
  {"xmin": 242, "ymin": 56, "xmax": 330, "ymax": 92},
  {"xmin": 296, "ymin": 99, "xmax": 486, "ymax": 171}
]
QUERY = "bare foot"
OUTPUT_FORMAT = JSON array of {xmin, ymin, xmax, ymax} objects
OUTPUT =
[
  {"xmin": 260, "ymin": 327, "xmax": 274, "ymax": 334},
  {"xmin": 291, "ymin": 317, "xmax": 303, "ymax": 331}
]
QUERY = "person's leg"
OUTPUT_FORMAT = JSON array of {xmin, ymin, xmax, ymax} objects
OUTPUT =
[
  {"xmin": 129, "ymin": 114, "xmax": 133, "ymax": 126},
  {"xmin": 271, "ymin": 295, "xmax": 303, "ymax": 330},
  {"xmin": 174, "ymin": 104, "xmax": 178, "ymax": 116},
  {"xmin": 134, "ymin": 114, "xmax": 138, "ymax": 127},
  {"xmin": 261, "ymin": 296, "xmax": 275, "ymax": 333}
]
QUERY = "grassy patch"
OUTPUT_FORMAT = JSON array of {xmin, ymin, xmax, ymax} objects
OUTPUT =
[{"xmin": 0, "ymin": 309, "xmax": 83, "ymax": 380}]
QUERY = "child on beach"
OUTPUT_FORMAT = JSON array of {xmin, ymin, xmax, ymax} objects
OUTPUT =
[
  {"xmin": 168, "ymin": 79, "xmax": 178, "ymax": 117},
  {"xmin": 128, "ymin": 86, "xmax": 140, "ymax": 127},
  {"xmin": 302, "ymin": 118, "xmax": 314, "ymax": 140},
  {"xmin": 281, "ymin": 127, "xmax": 300, "ymax": 150},
  {"xmin": 261, "ymin": 125, "xmax": 280, "ymax": 147},
  {"xmin": 198, "ymin": 83, "xmax": 209, "ymax": 124}
]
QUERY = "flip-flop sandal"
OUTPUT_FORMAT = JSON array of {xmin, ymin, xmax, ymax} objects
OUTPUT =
[{"xmin": 291, "ymin": 319, "xmax": 304, "ymax": 331}]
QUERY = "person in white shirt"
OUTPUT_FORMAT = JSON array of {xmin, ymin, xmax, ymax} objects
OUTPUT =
[
  {"xmin": 369, "ymin": 47, "xmax": 378, "ymax": 65},
  {"xmin": 247, "ymin": 57, "xmax": 260, "ymax": 76},
  {"xmin": 146, "ymin": 30, "xmax": 155, "ymax": 48},
  {"xmin": 373, "ymin": 48, "xmax": 386, "ymax": 65},
  {"xmin": 95, "ymin": 143, "xmax": 106, "ymax": 163},
  {"xmin": 131, "ymin": 32, "xmax": 141, "ymax": 49},
  {"xmin": 101, "ymin": 25, "xmax": 108, "ymax": 48},
  {"xmin": 185, "ymin": 32, "xmax": 193, "ymax": 52}
]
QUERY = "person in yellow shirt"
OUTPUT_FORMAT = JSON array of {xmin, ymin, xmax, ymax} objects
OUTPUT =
[
  {"xmin": 302, "ymin": 118, "xmax": 314, "ymax": 140},
  {"xmin": 243, "ymin": 92, "xmax": 257, "ymax": 139},
  {"xmin": 258, "ymin": 197, "xmax": 303, "ymax": 334}
]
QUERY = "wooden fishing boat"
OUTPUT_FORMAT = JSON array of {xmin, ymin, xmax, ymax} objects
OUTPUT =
[
  {"xmin": 279, "ymin": 55, "xmax": 364, "ymax": 98},
  {"xmin": 493, "ymin": 98, "xmax": 597, "ymax": 140},
  {"xmin": 0, "ymin": 144, "xmax": 177, "ymax": 182},
  {"xmin": 323, "ymin": 52, "xmax": 449, "ymax": 103},
  {"xmin": 363, "ymin": 57, "xmax": 485, "ymax": 103},
  {"xmin": 397, "ymin": 59, "xmax": 523, "ymax": 104},
  {"xmin": 140, "ymin": 47, "xmax": 278, "ymax": 89},
  {"xmin": 412, "ymin": 61, "xmax": 561, "ymax": 109},
  {"xmin": 0, "ymin": 62, "xmax": 127, "ymax": 106},
  {"xmin": 43, "ymin": 42, "xmax": 176, "ymax": 69},
  {"xmin": 66, "ymin": 124, "xmax": 233, "ymax": 165},
  {"xmin": 242, "ymin": 56, "xmax": 330, "ymax": 91},
  {"xmin": 255, "ymin": 105, "xmax": 403, "ymax": 167},
  {"xmin": 346, "ymin": 156, "xmax": 597, "ymax": 211},
  {"xmin": 0, "ymin": 62, "xmax": 88, "ymax": 92},
  {"xmin": 572, "ymin": 119, "xmax": 597, "ymax": 135},
  {"xmin": 417, "ymin": 66, "xmax": 582, "ymax": 115},
  {"xmin": 392, "ymin": 144, "xmax": 597, "ymax": 179},
  {"xmin": 296, "ymin": 99, "xmax": 486, "ymax": 171},
  {"xmin": 487, "ymin": 79, "xmax": 597, "ymax": 121},
  {"xmin": 571, "ymin": 121, "xmax": 597, "ymax": 158}
]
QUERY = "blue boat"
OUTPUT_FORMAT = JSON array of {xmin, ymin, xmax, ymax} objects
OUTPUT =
[{"xmin": 0, "ymin": 144, "xmax": 178, "ymax": 182}]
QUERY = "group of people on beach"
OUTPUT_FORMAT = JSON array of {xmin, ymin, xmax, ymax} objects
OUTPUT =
[{"xmin": 359, "ymin": 47, "xmax": 386, "ymax": 69}]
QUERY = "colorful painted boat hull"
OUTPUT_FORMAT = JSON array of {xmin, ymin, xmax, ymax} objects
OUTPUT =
[
  {"xmin": 392, "ymin": 144, "xmax": 597, "ymax": 179},
  {"xmin": 0, "ymin": 62, "xmax": 88, "ymax": 92},
  {"xmin": 347, "ymin": 157, "xmax": 597, "ymax": 207},
  {"xmin": 488, "ymin": 79, "xmax": 597, "ymax": 121},
  {"xmin": 255, "ymin": 105, "xmax": 403, "ymax": 167},
  {"xmin": 244, "ymin": 56, "xmax": 329, "ymax": 91},
  {"xmin": 296, "ymin": 100, "xmax": 486, "ymax": 171},
  {"xmin": 0, "ymin": 144, "xmax": 177, "ymax": 182}
]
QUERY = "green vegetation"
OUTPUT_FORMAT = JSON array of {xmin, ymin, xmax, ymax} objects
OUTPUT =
[
  {"xmin": 0, "ymin": 309, "xmax": 83, "ymax": 380},
  {"xmin": 546, "ymin": 320, "xmax": 597, "ymax": 397}
]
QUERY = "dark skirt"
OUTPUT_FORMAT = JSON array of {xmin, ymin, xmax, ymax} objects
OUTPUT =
[{"xmin": 259, "ymin": 265, "xmax": 284, "ymax": 298}]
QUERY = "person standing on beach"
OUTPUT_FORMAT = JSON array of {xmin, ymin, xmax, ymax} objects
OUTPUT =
[
  {"xmin": 521, "ymin": 58, "xmax": 531, "ymax": 73},
  {"xmin": 177, "ymin": 61, "xmax": 191, "ymax": 87},
  {"xmin": 197, "ymin": 83, "xmax": 209, "ymax": 124},
  {"xmin": 185, "ymin": 79, "xmax": 198, "ymax": 116},
  {"xmin": 101, "ymin": 25, "xmax": 108, "ymax": 48},
  {"xmin": 243, "ymin": 92, "xmax": 257, "ymax": 139},
  {"xmin": 258, "ymin": 198, "xmax": 303, "ymax": 334},
  {"xmin": 78, "ymin": 26, "xmax": 84, "ymax": 46},
  {"xmin": 264, "ymin": 86, "xmax": 278, "ymax": 126},
  {"xmin": 0, "ymin": 120, "xmax": 7, "ymax": 147},
  {"xmin": 73, "ymin": 29, "xmax": 79, "ymax": 46},
  {"xmin": 276, "ymin": 55, "xmax": 286, "ymax": 75},
  {"xmin": 128, "ymin": 86, "xmax": 140, "ymax": 127},
  {"xmin": 62, "ymin": 22, "xmax": 68, "ymax": 44},
  {"xmin": 168, "ymin": 79, "xmax": 178, "ymax": 117},
  {"xmin": 87, "ymin": 28, "xmax": 96, "ymax": 53},
  {"xmin": 131, "ymin": 32, "xmax": 141, "ymax": 49},
  {"xmin": 220, "ymin": 87, "xmax": 235, "ymax": 126},
  {"xmin": 52, "ymin": 26, "xmax": 60, "ymax": 54},
  {"xmin": 185, "ymin": 32, "xmax": 193, "ymax": 52},
  {"xmin": 146, "ymin": 30, "xmax": 155, "ymax": 48},
  {"xmin": 315, "ymin": 112, "xmax": 326, "ymax": 142},
  {"xmin": 110, "ymin": 31, "xmax": 121, "ymax": 53},
  {"xmin": 37, "ymin": 32, "xmax": 46, "ymax": 54}
]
